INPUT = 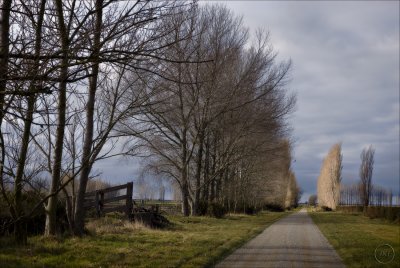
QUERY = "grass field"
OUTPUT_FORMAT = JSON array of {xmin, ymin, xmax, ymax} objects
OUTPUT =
[
  {"xmin": 0, "ymin": 211, "xmax": 289, "ymax": 268},
  {"xmin": 310, "ymin": 211, "xmax": 400, "ymax": 268}
]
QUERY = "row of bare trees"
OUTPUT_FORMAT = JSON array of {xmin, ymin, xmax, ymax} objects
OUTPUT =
[
  {"xmin": 0, "ymin": 1, "xmax": 297, "ymax": 243},
  {"xmin": 340, "ymin": 183, "xmax": 398, "ymax": 207},
  {"xmin": 125, "ymin": 5, "xmax": 299, "ymax": 215}
]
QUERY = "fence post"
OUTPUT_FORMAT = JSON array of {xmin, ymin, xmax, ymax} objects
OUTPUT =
[
  {"xmin": 100, "ymin": 191, "xmax": 104, "ymax": 217},
  {"xmin": 126, "ymin": 182, "xmax": 133, "ymax": 218},
  {"xmin": 95, "ymin": 191, "xmax": 100, "ymax": 218}
]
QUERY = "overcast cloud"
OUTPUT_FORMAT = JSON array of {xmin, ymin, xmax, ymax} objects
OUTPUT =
[
  {"xmin": 220, "ymin": 1, "xmax": 399, "ymax": 201},
  {"xmin": 95, "ymin": 1, "xmax": 399, "ymax": 202}
]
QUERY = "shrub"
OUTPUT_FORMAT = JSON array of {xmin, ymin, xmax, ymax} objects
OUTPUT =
[
  {"xmin": 337, "ymin": 206, "xmax": 363, "ymax": 213},
  {"xmin": 207, "ymin": 202, "xmax": 226, "ymax": 218},
  {"xmin": 244, "ymin": 205, "xmax": 261, "ymax": 215},
  {"xmin": 321, "ymin": 206, "xmax": 333, "ymax": 211},
  {"xmin": 196, "ymin": 200, "xmax": 209, "ymax": 216},
  {"xmin": 263, "ymin": 203, "xmax": 284, "ymax": 212},
  {"xmin": 365, "ymin": 206, "xmax": 400, "ymax": 222},
  {"xmin": 337, "ymin": 206, "xmax": 400, "ymax": 222},
  {"xmin": 0, "ymin": 191, "xmax": 69, "ymax": 236}
]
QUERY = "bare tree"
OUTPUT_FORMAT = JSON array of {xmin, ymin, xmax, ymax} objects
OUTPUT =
[
  {"xmin": 329, "ymin": 143, "xmax": 342, "ymax": 207},
  {"xmin": 72, "ymin": 0, "xmax": 105, "ymax": 236},
  {"xmin": 44, "ymin": 0, "xmax": 72, "ymax": 236},
  {"xmin": 359, "ymin": 145, "xmax": 374, "ymax": 208},
  {"xmin": 0, "ymin": 0, "xmax": 56, "ymax": 243},
  {"xmin": 12, "ymin": 0, "xmax": 48, "ymax": 243},
  {"xmin": 317, "ymin": 143, "xmax": 342, "ymax": 210},
  {"xmin": 69, "ymin": 0, "xmax": 192, "ymax": 235},
  {"xmin": 0, "ymin": 0, "xmax": 15, "ymax": 242}
]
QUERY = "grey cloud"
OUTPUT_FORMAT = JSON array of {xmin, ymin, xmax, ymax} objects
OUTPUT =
[{"xmin": 222, "ymin": 1, "xmax": 399, "ymax": 201}]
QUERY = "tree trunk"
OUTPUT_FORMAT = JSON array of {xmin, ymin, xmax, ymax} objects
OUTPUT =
[
  {"xmin": 13, "ymin": 94, "xmax": 35, "ymax": 244},
  {"xmin": 73, "ymin": 0, "xmax": 103, "ymax": 236},
  {"xmin": 13, "ymin": 0, "xmax": 47, "ymax": 244},
  {"xmin": 0, "ymin": 0, "xmax": 11, "ymax": 122},
  {"xmin": 209, "ymin": 137, "xmax": 217, "ymax": 203},
  {"xmin": 45, "ymin": 0, "xmax": 69, "ymax": 236},
  {"xmin": 202, "ymin": 135, "xmax": 210, "ymax": 206},
  {"xmin": 62, "ymin": 188, "xmax": 74, "ymax": 234},
  {"xmin": 210, "ymin": 179, "xmax": 215, "ymax": 203},
  {"xmin": 181, "ymin": 178, "xmax": 190, "ymax": 217},
  {"xmin": 14, "ymin": 218, "xmax": 27, "ymax": 245},
  {"xmin": 180, "ymin": 142, "xmax": 191, "ymax": 216},
  {"xmin": 192, "ymin": 133, "xmax": 204, "ymax": 216},
  {"xmin": 0, "ymin": 2, "xmax": 12, "ymax": 221}
]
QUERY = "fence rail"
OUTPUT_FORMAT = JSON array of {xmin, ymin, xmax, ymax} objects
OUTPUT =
[{"xmin": 84, "ymin": 182, "xmax": 133, "ymax": 218}]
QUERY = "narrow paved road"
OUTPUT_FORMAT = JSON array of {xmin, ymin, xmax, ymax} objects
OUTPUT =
[{"xmin": 216, "ymin": 209, "xmax": 345, "ymax": 268}]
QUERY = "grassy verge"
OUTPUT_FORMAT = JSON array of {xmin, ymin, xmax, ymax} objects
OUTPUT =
[
  {"xmin": 0, "ymin": 211, "xmax": 289, "ymax": 268},
  {"xmin": 309, "ymin": 211, "xmax": 399, "ymax": 268}
]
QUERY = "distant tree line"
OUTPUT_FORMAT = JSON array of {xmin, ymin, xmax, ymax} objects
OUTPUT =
[
  {"xmin": 0, "ymin": 0, "xmax": 297, "ymax": 244},
  {"xmin": 340, "ymin": 184, "xmax": 397, "ymax": 207}
]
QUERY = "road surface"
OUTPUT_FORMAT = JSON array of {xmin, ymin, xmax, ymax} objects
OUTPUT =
[{"xmin": 216, "ymin": 209, "xmax": 345, "ymax": 268}]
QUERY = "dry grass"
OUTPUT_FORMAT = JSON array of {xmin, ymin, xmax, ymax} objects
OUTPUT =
[
  {"xmin": 0, "ymin": 211, "xmax": 290, "ymax": 267},
  {"xmin": 86, "ymin": 217, "xmax": 149, "ymax": 235}
]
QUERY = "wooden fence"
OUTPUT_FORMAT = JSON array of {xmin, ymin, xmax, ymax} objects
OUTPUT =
[{"xmin": 84, "ymin": 182, "xmax": 133, "ymax": 218}]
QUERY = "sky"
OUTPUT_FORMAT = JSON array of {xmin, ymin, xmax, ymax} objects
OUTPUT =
[
  {"xmin": 218, "ymin": 0, "xmax": 399, "ymax": 201},
  {"xmin": 94, "ymin": 1, "xmax": 399, "ymax": 202}
]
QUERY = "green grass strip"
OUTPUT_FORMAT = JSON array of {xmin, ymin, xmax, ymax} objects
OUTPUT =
[{"xmin": 310, "ymin": 211, "xmax": 399, "ymax": 268}]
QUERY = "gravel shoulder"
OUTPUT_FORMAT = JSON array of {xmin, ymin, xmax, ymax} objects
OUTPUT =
[{"xmin": 216, "ymin": 208, "xmax": 345, "ymax": 268}]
